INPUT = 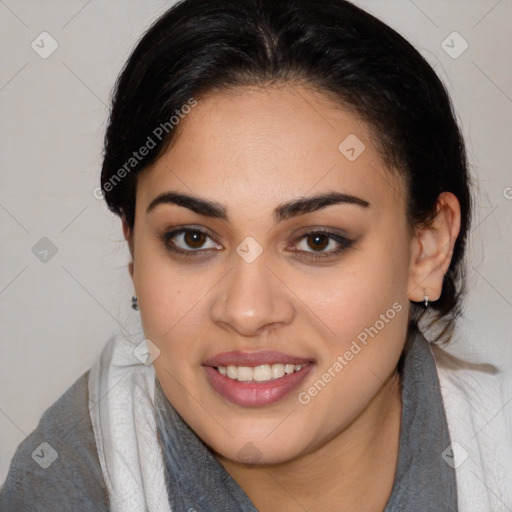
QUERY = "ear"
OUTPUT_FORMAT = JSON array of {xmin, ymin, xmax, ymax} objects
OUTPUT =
[
  {"xmin": 407, "ymin": 192, "xmax": 461, "ymax": 304},
  {"xmin": 121, "ymin": 213, "xmax": 134, "ymax": 279}
]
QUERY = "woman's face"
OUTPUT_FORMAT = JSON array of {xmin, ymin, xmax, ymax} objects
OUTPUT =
[{"xmin": 130, "ymin": 83, "xmax": 415, "ymax": 464}]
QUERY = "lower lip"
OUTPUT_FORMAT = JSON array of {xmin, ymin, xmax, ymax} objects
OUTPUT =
[{"xmin": 204, "ymin": 365, "xmax": 313, "ymax": 407}]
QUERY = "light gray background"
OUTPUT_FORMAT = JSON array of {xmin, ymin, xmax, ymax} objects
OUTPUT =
[{"xmin": 1, "ymin": 0, "xmax": 511, "ymax": 484}]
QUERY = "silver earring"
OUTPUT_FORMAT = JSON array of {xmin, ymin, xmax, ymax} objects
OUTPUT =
[
  {"xmin": 131, "ymin": 295, "xmax": 139, "ymax": 310},
  {"xmin": 423, "ymin": 290, "xmax": 429, "ymax": 308}
]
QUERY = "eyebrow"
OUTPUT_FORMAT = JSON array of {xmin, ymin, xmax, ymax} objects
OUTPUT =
[{"xmin": 146, "ymin": 190, "xmax": 370, "ymax": 223}]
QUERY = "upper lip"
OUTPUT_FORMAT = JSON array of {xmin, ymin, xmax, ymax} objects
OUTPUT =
[{"xmin": 203, "ymin": 350, "xmax": 313, "ymax": 367}]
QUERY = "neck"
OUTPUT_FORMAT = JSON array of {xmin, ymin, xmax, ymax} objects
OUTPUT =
[{"xmin": 216, "ymin": 369, "xmax": 402, "ymax": 512}]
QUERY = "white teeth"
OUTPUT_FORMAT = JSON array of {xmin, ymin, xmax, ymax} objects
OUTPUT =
[
  {"xmin": 272, "ymin": 363, "xmax": 285, "ymax": 379},
  {"xmin": 217, "ymin": 362, "xmax": 305, "ymax": 382},
  {"xmin": 227, "ymin": 365, "xmax": 237, "ymax": 379},
  {"xmin": 237, "ymin": 366, "xmax": 253, "ymax": 382},
  {"xmin": 253, "ymin": 364, "xmax": 272, "ymax": 382}
]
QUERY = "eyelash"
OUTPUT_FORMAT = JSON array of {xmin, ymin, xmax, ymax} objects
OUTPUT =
[{"xmin": 159, "ymin": 227, "xmax": 354, "ymax": 262}]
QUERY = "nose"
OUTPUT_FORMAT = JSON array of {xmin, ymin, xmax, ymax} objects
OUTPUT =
[{"xmin": 209, "ymin": 251, "xmax": 295, "ymax": 338}]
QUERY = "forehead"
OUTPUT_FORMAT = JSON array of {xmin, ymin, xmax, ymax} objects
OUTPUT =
[{"xmin": 136, "ymin": 83, "xmax": 405, "ymax": 218}]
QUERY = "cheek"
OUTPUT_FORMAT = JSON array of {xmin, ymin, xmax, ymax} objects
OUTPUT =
[
  {"xmin": 133, "ymin": 240, "xmax": 214, "ymax": 356},
  {"xmin": 146, "ymin": 285, "xmax": 204, "ymax": 373},
  {"xmin": 292, "ymin": 245, "xmax": 410, "ymax": 437},
  {"xmin": 300, "ymin": 238, "xmax": 410, "ymax": 346}
]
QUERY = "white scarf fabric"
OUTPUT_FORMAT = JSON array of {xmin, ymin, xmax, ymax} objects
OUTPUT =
[
  {"xmin": 88, "ymin": 332, "xmax": 512, "ymax": 512},
  {"xmin": 431, "ymin": 344, "xmax": 512, "ymax": 512},
  {"xmin": 88, "ymin": 334, "xmax": 172, "ymax": 512}
]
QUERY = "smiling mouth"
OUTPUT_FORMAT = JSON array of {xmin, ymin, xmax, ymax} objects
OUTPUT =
[
  {"xmin": 204, "ymin": 361, "xmax": 314, "ymax": 407},
  {"xmin": 203, "ymin": 351, "xmax": 314, "ymax": 406},
  {"xmin": 215, "ymin": 363, "xmax": 306, "ymax": 382}
]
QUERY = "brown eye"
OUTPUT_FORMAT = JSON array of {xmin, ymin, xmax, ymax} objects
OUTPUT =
[
  {"xmin": 306, "ymin": 233, "xmax": 330, "ymax": 251},
  {"xmin": 183, "ymin": 230, "xmax": 208, "ymax": 249},
  {"xmin": 160, "ymin": 227, "xmax": 222, "ymax": 258},
  {"xmin": 292, "ymin": 230, "xmax": 355, "ymax": 261}
]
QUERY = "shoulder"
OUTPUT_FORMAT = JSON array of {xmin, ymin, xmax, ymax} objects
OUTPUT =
[
  {"xmin": 0, "ymin": 371, "xmax": 109, "ymax": 512},
  {"xmin": 431, "ymin": 343, "xmax": 512, "ymax": 410},
  {"xmin": 431, "ymin": 343, "xmax": 512, "ymax": 436},
  {"xmin": 430, "ymin": 344, "xmax": 512, "ymax": 509}
]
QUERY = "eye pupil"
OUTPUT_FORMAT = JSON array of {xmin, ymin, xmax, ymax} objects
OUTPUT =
[
  {"xmin": 184, "ymin": 231, "xmax": 205, "ymax": 248},
  {"xmin": 307, "ymin": 233, "xmax": 329, "ymax": 251}
]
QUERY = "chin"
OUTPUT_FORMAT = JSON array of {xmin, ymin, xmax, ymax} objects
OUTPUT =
[
  {"xmin": 202, "ymin": 419, "xmax": 320, "ymax": 466},
  {"xmin": 214, "ymin": 437, "xmax": 305, "ymax": 466}
]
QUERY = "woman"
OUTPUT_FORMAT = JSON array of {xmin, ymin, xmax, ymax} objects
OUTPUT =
[{"xmin": 1, "ymin": 0, "xmax": 511, "ymax": 510}]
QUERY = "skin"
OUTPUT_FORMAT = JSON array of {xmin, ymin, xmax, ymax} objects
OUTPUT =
[{"xmin": 122, "ymin": 83, "xmax": 461, "ymax": 511}]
